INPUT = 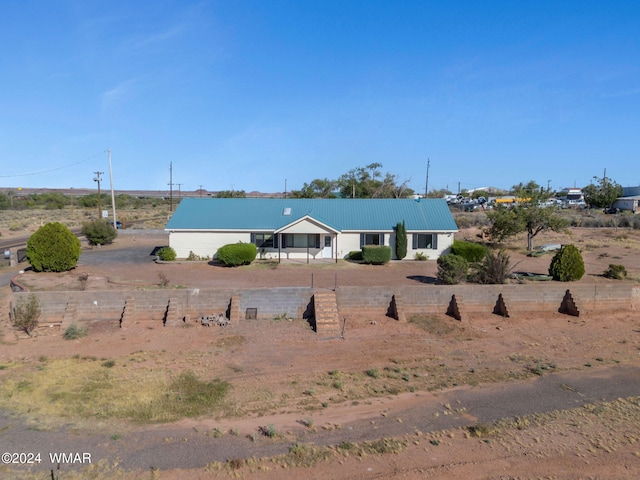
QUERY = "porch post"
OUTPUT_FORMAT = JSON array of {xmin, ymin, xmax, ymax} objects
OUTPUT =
[
  {"xmin": 278, "ymin": 233, "xmax": 281, "ymax": 263},
  {"xmin": 335, "ymin": 233, "xmax": 338, "ymax": 263}
]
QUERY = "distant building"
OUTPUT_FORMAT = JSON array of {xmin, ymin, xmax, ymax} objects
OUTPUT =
[
  {"xmin": 558, "ymin": 188, "xmax": 584, "ymax": 202},
  {"xmin": 612, "ymin": 196, "xmax": 640, "ymax": 213},
  {"xmin": 612, "ymin": 186, "xmax": 640, "ymax": 213}
]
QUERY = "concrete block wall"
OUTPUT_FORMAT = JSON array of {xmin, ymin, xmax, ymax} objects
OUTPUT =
[
  {"xmin": 336, "ymin": 287, "xmax": 396, "ymax": 317},
  {"xmin": 13, "ymin": 283, "xmax": 637, "ymax": 331},
  {"xmin": 239, "ymin": 287, "xmax": 314, "ymax": 320}
]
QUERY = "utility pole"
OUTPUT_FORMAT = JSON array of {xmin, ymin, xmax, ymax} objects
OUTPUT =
[
  {"xmin": 93, "ymin": 171, "xmax": 103, "ymax": 218},
  {"xmin": 168, "ymin": 161, "xmax": 174, "ymax": 212},
  {"xmin": 108, "ymin": 149, "xmax": 117, "ymax": 228},
  {"xmin": 177, "ymin": 183, "xmax": 182, "ymax": 201},
  {"xmin": 424, "ymin": 158, "xmax": 430, "ymax": 197},
  {"xmin": 284, "ymin": 179, "xmax": 287, "ymax": 198},
  {"xmin": 198, "ymin": 185, "xmax": 203, "ymax": 198}
]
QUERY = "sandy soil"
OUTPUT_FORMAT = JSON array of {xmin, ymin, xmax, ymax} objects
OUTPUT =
[{"xmin": 1, "ymin": 224, "xmax": 640, "ymax": 479}]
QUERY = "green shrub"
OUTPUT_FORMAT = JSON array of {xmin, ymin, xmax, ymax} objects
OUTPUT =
[
  {"xmin": 395, "ymin": 221, "xmax": 407, "ymax": 260},
  {"xmin": 26, "ymin": 222, "xmax": 81, "ymax": 272},
  {"xmin": 157, "ymin": 246, "xmax": 177, "ymax": 261},
  {"xmin": 361, "ymin": 245, "xmax": 392, "ymax": 265},
  {"xmin": 450, "ymin": 240, "xmax": 487, "ymax": 263},
  {"xmin": 604, "ymin": 264, "xmax": 627, "ymax": 280},
  {"xmin": 472, "ymin": 249, "xmax": 512, "ymax": 284},
  {"xmin": 347, "ymin": 250, "xmax": 363, "ymax": 261},
  {"xmin": 549, "ymin": 245, "xmax": 585, "ymax": 281},
  {"xmin": 216, "ymin": 242, "xmax": 257, "ymax": 266},
  {"xmin": 436, "ymin": 254, "xmax": 468, "ymax": 285},
  {"xmin": 186, "ymin": 251, "xmax": 209, "ymax": 261},
  {"xmin": 63, "ymin": 323, "xmax": 88, "ymax": 340},
  {"xmin": 81, "ymin": 219, "xmax": 118, "ymax": 246},
  {"xmin": 13, "ymin": 294, "xmax": 41, "ymax": 336},
  {"xmin": 414, "ymin": 251, "xmax": 427, "ymax": 261}
]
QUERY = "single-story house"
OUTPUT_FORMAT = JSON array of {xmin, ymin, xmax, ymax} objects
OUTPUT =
[
  {"xmin": 165, "ymin": 197, "xmax": 459, "ymax": 262},
  {"xmin": 612, "ymin": 196, "xmax": 640, "ymax": 213}
]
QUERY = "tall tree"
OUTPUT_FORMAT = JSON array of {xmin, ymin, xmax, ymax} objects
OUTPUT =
[
  {"xmin": 336, "ymin": 163, "xmax": 414, "ymax": 198},
  {"xmin": 290, "ymin": 179, "xmax": 337, "ymax": 198},
  {"xmin": 582, "ymin": 175, "xmax": 623, "ymax": 208},
  {"xmin": 395, "ymin": 221, "xmax": 407, "ymax": 259},
  {"xmin": 486, "ymin": 180, "xmax": 568, "ymax": 250},
  {"xmin": 215, "ymin": 190, "xmax": 246, "ymax": 198}
]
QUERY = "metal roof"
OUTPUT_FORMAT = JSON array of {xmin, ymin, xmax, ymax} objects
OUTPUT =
[{"xmin": 165, "ymin": 198, "xmax": 459, "ymax": 232}]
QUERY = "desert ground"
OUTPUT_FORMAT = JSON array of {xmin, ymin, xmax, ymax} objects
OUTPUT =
[{"xmin": 1, "ymin": 210, "xmax": 640, "ymax": 479}]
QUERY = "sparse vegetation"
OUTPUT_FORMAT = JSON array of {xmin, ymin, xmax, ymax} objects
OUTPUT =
[
  {"xmin": 63, "ymin": 323, "xmax": 88, "ymax": 340},
  {"xmin": 157, "ymin": 272, "xmax": 170, "ymax": 288},
  {"xmin": 472, "ymin": 249, "xmax": 513, "ymax": 284},
  {"xmin": 0, "ymin": 358, "xmax": 228, "ymax": 425},
  {"xmin": 12, "ymin": 294, "xmax": 41, "ymax": 336},
  {"xmin": 604, "ymin": 264, "xmax": 627, "ymax": 280},
  {"xmin": 78, "ymin": 272, "xmax": 89, "ymax": 290},
  {"xmin": 260, "ymin": 423, "xmax": 277, "ymax": 438},
  {"xmin": 186, "ymin": 250, "xmax": 209, "ymax": 261}
]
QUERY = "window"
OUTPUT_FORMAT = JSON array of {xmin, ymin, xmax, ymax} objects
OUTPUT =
[
  {"xmin": 251, "ymin": 233, "xmax": 277, "ymax": 249},
  {"xmin": 413, "ymin": 233, "xmax": 437, "ymax": 249},
  {"xmin": 282, "ymin": 234, "xmax": 320, "ymax": 248},
  {"xmin": 360, "ymin": 233, "xmax": 384, "ymax": 246}
]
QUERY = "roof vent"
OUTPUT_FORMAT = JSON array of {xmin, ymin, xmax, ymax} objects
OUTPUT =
[{"xmin": 283, "ymin": 207, "xmax": 291, "ymax": 216}]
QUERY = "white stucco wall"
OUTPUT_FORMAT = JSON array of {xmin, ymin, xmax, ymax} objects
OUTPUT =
[
  {"xmin": 169, "ymin": 231, "xmax": 250, "ymax": 259},
  {"xmin": 408, "ymin": 231, "xmax": 454, "ymax": 260},
  {"xmin": 169, "ymin": 230, "xmax": 455, "ymax": 261}
]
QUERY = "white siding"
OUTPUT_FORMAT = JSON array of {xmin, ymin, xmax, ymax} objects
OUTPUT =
[
  {"xmin": 169, "ymin": 231, "xmax": 249, "ymax": 259},
  {"xmin": 169, "ymin": 230, "xmax": 455, "ymax": 261},
  {"xmin": 280, "ymin": 219, "xmax": 332, "ymax": 234},
  {"xmin": 408, "ymin": 232, "xmax": 453, "ymax": 260}
]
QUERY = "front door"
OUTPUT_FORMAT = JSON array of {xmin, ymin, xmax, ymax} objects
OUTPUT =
[{"xmin": 322, "ymin": 235, "xmax": 332, "ymax": 258}]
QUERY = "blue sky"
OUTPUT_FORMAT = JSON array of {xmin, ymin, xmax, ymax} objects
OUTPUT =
[{"xmin": 1, "ymin": 1, "xmax": 639, "ymax": 194}]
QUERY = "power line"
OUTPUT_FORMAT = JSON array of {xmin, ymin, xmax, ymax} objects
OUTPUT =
[{"xmin": 0, "ymin": 152, "xmax": 104, "ymax": 178}]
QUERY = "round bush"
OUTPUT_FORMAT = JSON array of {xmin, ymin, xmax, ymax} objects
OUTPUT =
[
  {"xmin": 81, "ymin": 219, "xmax": 118, "ymax": 246},
  {"xmin": 361, "ymin": 245, "xmax": 392, "ymax": 265},
  {"xmin": 216, "ymin": 243, "xmax": 257, "ymax": 266},
  {"xmin": 347, "ymin": 250, "xmax": 363, "ymax": 261},
  {"xmin": 157, "ymin": 246, "xmax": 177, "ymax": 261},
  {"xmin": 603, "ymin": 264, "xmax": 627, "ymax": 280},
  {"xmin": 437, "ymin": 254, "xmax": 468, "ymax": 285},
  {"xmin": 549, "ymin": 245, "xmax": 585, "ymax": 282},
  {"xmin": 26, "ymin": 222, "xmax": 81, "ymax": 272},
  {"xmin": 450, "ymin": 240, "xmax": 487, "ymax": 263}
]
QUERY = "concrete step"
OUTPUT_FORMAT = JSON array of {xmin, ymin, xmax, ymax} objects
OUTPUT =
[{"xmin": 314, "ymin": 291, "xmax": 341, "ymax": 336}]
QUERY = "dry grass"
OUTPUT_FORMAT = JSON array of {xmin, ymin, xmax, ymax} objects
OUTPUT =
[
  {"xmin": 0, "ymin": 355, "xmax": 229, "ymax": 427},
  {"xmin": 0, "ymin": 206, "xmax": 171, "ymax": 239}
]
